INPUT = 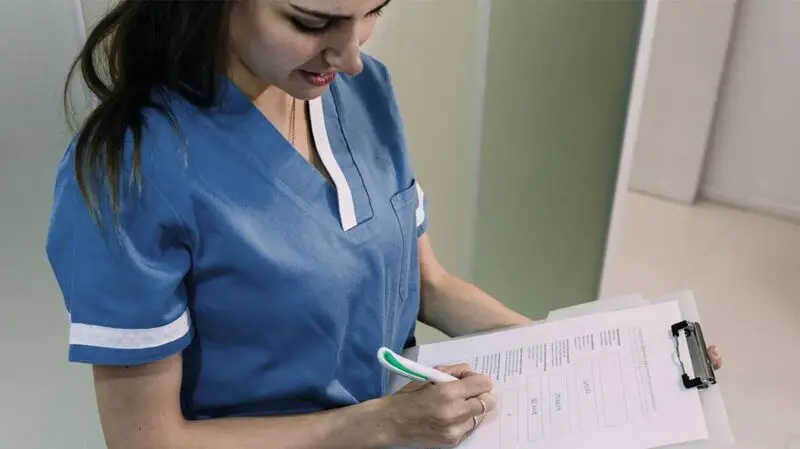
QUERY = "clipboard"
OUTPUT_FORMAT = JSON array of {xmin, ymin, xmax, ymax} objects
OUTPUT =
[
  {"xmin": 392, "ymin": 290, "xmax": 734, "ymax": 449},
  {"xmin": 545, "ymin": 290, "xmax": 734, "ymax": 448}
]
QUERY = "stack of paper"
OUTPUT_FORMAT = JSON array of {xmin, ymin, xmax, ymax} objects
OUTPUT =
[{"xmin": 390, "ymin": 298, "xmax": 713, "ymax": 449}]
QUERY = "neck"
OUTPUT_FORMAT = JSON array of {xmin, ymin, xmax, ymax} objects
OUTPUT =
[{"xmin": 227, "ymin": 57, "xmax": 296, "ymax": 122}]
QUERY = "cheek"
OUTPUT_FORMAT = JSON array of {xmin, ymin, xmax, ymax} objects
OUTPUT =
[
  {"xmin": 264, "ymin": 29, "xmax": 321, "ymax": 69},
  {"xmin": 358, "ymin": 18, "xmax": 379, "ymax": 46},
  {"xmin": 238, "ymin": 18, "xmax": 322, "ymax": 78}
]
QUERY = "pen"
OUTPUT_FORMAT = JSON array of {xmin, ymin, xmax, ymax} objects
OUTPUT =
[{"xmin": 377, "ymin": 346, "xmax": 458, "ymax": 384}]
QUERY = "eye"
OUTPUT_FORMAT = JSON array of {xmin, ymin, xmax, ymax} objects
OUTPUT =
[
  {"xmin": 289, "ymin": 5, "xmax": 386, "ymax": 36},
  {"xmin": 291, "ymin": 18, "xmax": 332, "ymax": 35},
  {"xmin": 367, "ymin": 8, "xmax": 385, "ymax": 18}
]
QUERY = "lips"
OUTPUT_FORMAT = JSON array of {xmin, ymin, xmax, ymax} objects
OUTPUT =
[{"xmin": 302, "ymin": 71, "xmax": 337, "ymax": 87}]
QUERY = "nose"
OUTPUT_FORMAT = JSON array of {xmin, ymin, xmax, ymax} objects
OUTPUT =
[{"xmin": 324, "ymin": 29, "xmax": 364, "ymax": 76}]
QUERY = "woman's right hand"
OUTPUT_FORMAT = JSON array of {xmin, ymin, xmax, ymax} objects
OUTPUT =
[{"xmin": 382, "ymin": 363, "xmax": 497, "ymax": 448}]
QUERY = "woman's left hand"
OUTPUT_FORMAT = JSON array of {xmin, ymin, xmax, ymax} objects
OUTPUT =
[{"xmin": 708, "ymin": 344, "xmax": 723, "ymax": 370}]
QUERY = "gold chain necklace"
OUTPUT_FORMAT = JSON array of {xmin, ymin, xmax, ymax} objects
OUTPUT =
[{"xmin": 288, "ymin": 97, "xmax": 297, "ymax": 146}]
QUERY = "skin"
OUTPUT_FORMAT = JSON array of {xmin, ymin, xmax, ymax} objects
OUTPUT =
[
  {"xmin": 227, "ymin": 0, "xmax": 380, "ymax": 123},
  {"xmin": 91, "ymin": 1, "xmax": 723, "ymax": 447}
]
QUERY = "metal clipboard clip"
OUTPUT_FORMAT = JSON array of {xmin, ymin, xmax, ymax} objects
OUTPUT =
[{"xmin": 671, "ymin": 320, "xmax": 717, "ymax": 390}]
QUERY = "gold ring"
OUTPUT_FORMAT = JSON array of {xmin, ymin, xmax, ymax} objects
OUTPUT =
[
  {"xmin": 477, "ymin": 397, "xmax": 487, "ymax": 417},
  {"xmin": 472, "ymin": 415, "xmax": 479, "ymax": 431}
]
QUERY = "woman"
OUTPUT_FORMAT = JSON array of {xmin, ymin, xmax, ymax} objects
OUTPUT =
[{"xmin": 47, "ymin": 1, "xmax": 722, "ymax": 448}]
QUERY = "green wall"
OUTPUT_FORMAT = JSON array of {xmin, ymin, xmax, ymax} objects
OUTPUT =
[{"xmin": 472, "ymin": 0, "xmax": 643, "ymax": 319}]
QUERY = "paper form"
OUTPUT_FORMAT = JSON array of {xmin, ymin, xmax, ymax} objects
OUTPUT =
[{"xmin": 390, "ymin": 301, "xmax": 708, "ymax": 449}]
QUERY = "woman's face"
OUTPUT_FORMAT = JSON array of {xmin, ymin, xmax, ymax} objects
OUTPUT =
[{"xmin": 229, "ymin": 0, "xmax": 388, "ymax": 100}]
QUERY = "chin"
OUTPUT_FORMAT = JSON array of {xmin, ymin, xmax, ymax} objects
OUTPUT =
[{"xmin": 289, "ymin": 85, "xmax": 329, "ymax": 101}]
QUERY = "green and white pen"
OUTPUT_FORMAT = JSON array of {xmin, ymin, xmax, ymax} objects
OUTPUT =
[{"xmin": 377, "ymin": 346, "xmax": 458, "ymax": 384}]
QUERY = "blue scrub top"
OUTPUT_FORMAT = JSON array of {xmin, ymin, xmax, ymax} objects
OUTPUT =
[{"xmin": 45, "ymin": 54, "xmax": 429, "ymax": 419}]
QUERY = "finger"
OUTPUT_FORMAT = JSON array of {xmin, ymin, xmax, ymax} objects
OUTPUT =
[
  {"xmin": 466, "ymin": 410, "xmax": 489, "ymax": 433},
  {"xmin": 435, "ymin": 363, "xmax": 474, "ymax": 379},
  {"xmin": 708, "ymin": 345, "xmax": 723, "ymax": 370},
  {"xmin": 396, "ymin": 380, "xmax": 431, "ymax": 394},
  {"xmin": 436, "ymin": 377, "xmax": 494, "ymax": 415},
  {"xmin": 445, "ymin": 373, "xmax": 494, "ymax": 400},
  {"xmin": 458, "ymin": 370, "xmax": 488, "ymax": 379},
  {"xmin": 451, "ymin": 416, "xmax": 482, "ymax": 443},
  {"xmin": 474, "ymin": 392, "xmax": 496, "ymax": 415},
  {"xmin": 453, "ymin": 391, "xmax": 496, "ymax": 422},
  {"xmin": 475, "ymin": 408, "xmax": 489, "ymax": 427},
  {"xmin": 436, "ymin": 400, "xmax": 493, "ymax": 447}
]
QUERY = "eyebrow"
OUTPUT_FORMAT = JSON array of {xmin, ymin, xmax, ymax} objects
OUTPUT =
[{"xmin": 290, "ymin": 0, "xmax": 392, "ymax": 20}]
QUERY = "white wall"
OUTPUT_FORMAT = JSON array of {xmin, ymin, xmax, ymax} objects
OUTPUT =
[
  {"xmin": 0, "ymin": 0, "xmax": 106, "ymax": 448},
  {"xmin": 701, "ymin": 0, "xmax": 800, "ymax": 219},
  {"xmin": 626, "ymin": 0, "xmax": 738, "ymax": 203},
  {"xmin": 82, "ymin": 0, "xmax": 111, "ymax": 27},
  {"xmin": 625, "ymin": 0, "xmax": 800, "ymax": 220}
]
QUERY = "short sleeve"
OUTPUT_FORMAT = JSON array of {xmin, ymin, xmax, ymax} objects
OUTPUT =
[
  {"xmin": 415, "ymin": 182, "xmax": 429, "ymax": 237},
  {"xmin": 45, "ymin": 141, "xmax": 193, "ymax": 366}
]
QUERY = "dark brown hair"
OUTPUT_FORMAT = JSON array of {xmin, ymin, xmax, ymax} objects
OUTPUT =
[{"xmin": 63, "ymin": 1, "xmax": 234, "ymax": 222}]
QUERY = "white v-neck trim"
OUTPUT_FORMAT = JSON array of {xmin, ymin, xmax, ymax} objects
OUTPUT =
[{"xmin": 309, "ymin": 97, "xmax": 358, "ymax": 231}]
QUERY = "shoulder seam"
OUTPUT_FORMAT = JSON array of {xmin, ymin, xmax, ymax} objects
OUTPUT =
[{"xmin": 139, "ymin": 170, "xmax": 187, "ymax": 230}]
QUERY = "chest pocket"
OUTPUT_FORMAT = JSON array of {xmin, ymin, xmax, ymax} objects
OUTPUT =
[{"xmin": 389, "ymin": 180, "xmax": 420, "ymax": 303}]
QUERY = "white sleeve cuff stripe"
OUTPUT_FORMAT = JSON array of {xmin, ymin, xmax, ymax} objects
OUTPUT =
[
  {"xmin": 415, "ymin": 182, "xmax": 426, "ymax": 227},
  {"xmin": 69, "ymin": 310, "xmax": 191, "ymax": 350}
]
